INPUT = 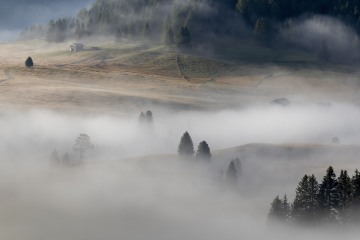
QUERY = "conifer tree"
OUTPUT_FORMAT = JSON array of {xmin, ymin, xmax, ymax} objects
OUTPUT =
[
  {"xmin": 25, "ymin": 57, "xmax": 34, "ymax": 67},
  {"xmin": 291, "ymin": 175, "xmax": 310, "ymax": 222},
  {"xmin": 337, "ymin": 170, "xmax": 353, "ymax": 222},
  {"xmin": 291, "ymin": 174, "xmax": 319, "ymax": 224},
  {"xmin": 178, "ymin": 131, "xmax": 194, "ymax": 157},
  {"xmin": 225, "ymin": 158, "xmax": 241, "ymax": 185},
  {"xmin": 268, "ymin": 195, "xmax": 289, "ymax": 223},
  {"xmin": 317, "ymin": 166, "xmax": 340, "ymax": 223},
  {"xmin": 351, "ymin": 169, "xmax": 360, "ymax": 221},
  {"xmin": 195, "ymin": 141, "xmax": 211, "ymax": 160},
  {"xmin": 176, "ymin": 26, "xmax": 191, "ymax": 48},
  {"xmin": 307, "ymin": 174, "xmax": 320, "ymax": 222}
]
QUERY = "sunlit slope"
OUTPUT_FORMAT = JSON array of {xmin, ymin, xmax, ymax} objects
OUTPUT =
[{"xmin": 1, "ymin": 40, "xmax": 360, "ymax": 113}]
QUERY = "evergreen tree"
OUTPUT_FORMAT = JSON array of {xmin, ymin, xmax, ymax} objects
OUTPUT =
[
  {"xmin": 225, "ymin": 158, "xmax": 241, "ymax": 185},
  {"xmin": 292, "ymin": 175, "xmax": 310, "ymax": 222},
  {"xmin": 291, "ymin": 174, "xmax": 319, "ymax": 224},
  {"xmin": 176, "ymin": 26, "xmax": 191, "ymax": 48},
  {"xmin": 25, "ymin": 57, "xmax": 34, "ymax": 67},
  {"xmin": 178, "ymin": 131, "xmax": 195, "ymax": 157},
  {"xmin": 195, "ymin": 141, "xmax": 211, "ymax": 160},
  {"xmin": 317, "ymin": 166, "xmax": 340, "ymax": 223},
  {"xmin": 337, "ymin": 170, "xmax": 353, "ymax": 223},
  {"xmin": 307, "ymin": 174, "xmax": 320, "ymax": 222},
  {"xmin": 351, "ymin": 169, "xmax": 360, "ymax": 221},
  {"xmin": 268, "ymin": 195, "xmax": 289, "ymax": 223}
]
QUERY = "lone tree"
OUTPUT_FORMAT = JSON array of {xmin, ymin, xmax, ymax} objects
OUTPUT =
[
  {"xmin": 195, "ymin": 141, "xmax": 211, "ymax": 161},
  {"xmin": 73, "ymin": 133, "xmax": 94, "ymax": 162},
  {"xmin": 25, "ymin": 57, "xmax": 34, "ymax": 67},
  {"xmin": 178, "ymin": 131, "xmax": 194, "ymax": 157},
  {"xmin": 176, "ymin": 26, "xmax": 191, "ymax": 49},
  {"xmin": 225, "ymin": 158, "xmax": 241, "ymax": 184}
]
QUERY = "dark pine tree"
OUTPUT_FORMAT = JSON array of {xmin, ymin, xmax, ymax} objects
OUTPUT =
[
  {"xmin": 317, "ymin": 166, "xmax": 340, "ymax": 223},
  {"xmin": 337, "ymin": 170, "xmax": 353, "ymax": 223},
  {"xmin": 25, "ymin": 57, "xmax": 34, "ymax": 67},
  {"xmin": 176, "ymin": 26, "xmax": 191, "ymax": 49},
  {"xmin": 291, "ymin": 174, "xmax": 319, "ymax": 224},
  {"xmin": 292, "ymin": 175, "xmax": 310, "ymax": 223},
  {"xmin": 195, "ymin": 141, "xmax": 211, "ymax": 161},
  {"xmin": 351, "ymin": 169, "xmax": 360, "ymax": 221},
  {"xmin": 268, "ymin": 195, "xmax": 290, "ymax": 224},
  {"xmin": 225, "ymin": 158, "xmax": 241, "ymax": 185},
  {"xmin": 178, "ymin": 131, "xmax": 195, "ymax": 157}
]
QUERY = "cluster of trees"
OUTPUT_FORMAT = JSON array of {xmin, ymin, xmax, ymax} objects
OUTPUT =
[
  {"xmin": 269, "ymin": 166, "xmax": 360, "ymax": 225},
  {"xmin": 178, "ymin": 131, "xmax": 211, "ymax": 160},
  {"xmin": 51, "ymin": 133, "xmax": 94, "ymax": 166},
  {"xmin": 139, "ymin": 110, "xmax": 153, "ymax": 124},
  {"xmin": 20, "ymin": 0, "xmax": 360, "ymax": 45},
  {"xmin": 177, "ymin": 131, "xmax": 241, "ymax": 183}
]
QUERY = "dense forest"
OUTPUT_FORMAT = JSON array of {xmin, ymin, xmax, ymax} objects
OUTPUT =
[
  {"xmin": 269, "ymin": 166, "xmax": 360, "ymax": 225},
  {"xmin": 19, "ymin": 0, "xmax": 360, "ymax": 61}
]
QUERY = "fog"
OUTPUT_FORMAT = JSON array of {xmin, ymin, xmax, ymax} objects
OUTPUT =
[
  {"xmin": 1, "ymin": 102, "xmax": 360, "ymax": 239},
  {"xmin": 0, "ymin": 0, "xmax": 93, "ymax": 42},
  {"xmin": 281, "ymin": 15, "xmax": 360, "ymax": 62}
]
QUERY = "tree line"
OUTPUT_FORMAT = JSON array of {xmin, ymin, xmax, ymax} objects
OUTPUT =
[
  {"xmin": 20, "ymin": 0, "xmax": 360, "ymax": 51},
  {"xmin": 269, "ymin": 166, "xmax": 360, "ymax": 225}
]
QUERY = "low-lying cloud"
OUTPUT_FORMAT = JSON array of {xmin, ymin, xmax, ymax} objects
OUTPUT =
[{"xmin": 1, "ymin": 103, "xmax": 360, "ymax": 239}]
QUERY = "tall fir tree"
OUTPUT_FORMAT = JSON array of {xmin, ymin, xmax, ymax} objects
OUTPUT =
[
  {"xmin": 317, "ymin": 166, "xmax": 340, "ymax": 223},
  {"xmin": 178, "ymin": 131, "xmax": 195, "ymax": 157},
  {"xmin": 337, "ymin": 170, "xmax": 353, "ymax": 223},
  {"xmin": 351, "ymin": 169, "xmax": 360, "ymax": 221},
  {"xmin": 268, "ymin": 195, "xmax": 289, "ymax": 224},
  {"xmin": 195, "ymin": 141, "xmax": 211, "ymax": 161}
]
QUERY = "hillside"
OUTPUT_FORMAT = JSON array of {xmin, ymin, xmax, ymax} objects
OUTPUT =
[{"xmin": 1, "ymin": 40, "xmax": 360, "ymax": 113}]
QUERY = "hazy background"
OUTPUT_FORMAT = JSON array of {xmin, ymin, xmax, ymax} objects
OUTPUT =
[{"xmin": 0, "ymin": 0, "xmax": 93, "ymax": 41}]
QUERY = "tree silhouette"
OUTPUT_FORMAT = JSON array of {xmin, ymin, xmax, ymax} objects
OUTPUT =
[
  {"xmin": 176, "ymin": 26, "xmax": 191, "ymax": 48},
  {"xmin": 25, "ymin": 57, "xmax": 34, "ymax": 67},
  {"xmin": 73, "ymin": 133, "xmax": 94, "ymax": 161},
  {"xmin": 225, "ymin": 158, "xmax": 241, "ymax": 184},
  {"xmin": 317, "ymin": 166, "xmax": 339, "ymax": 222},
  {"xmin": 178, "ymin": 131, "xmax": 194, "ymax": 157},
  {"xmin": 268, "ymin": 195, "xmax": 290, "ymax": 223},
  {"xmin": 195, "ymin": 141, "xmax": 211, "ymax": 160}
]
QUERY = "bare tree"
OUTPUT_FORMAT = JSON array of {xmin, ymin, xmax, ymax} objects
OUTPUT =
[{"xmin": 73, "ymin": 133, "xmax": 94, "ymax": 161}]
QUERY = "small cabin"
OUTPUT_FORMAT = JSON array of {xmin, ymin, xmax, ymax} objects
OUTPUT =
[{"xmin": 69, "ymin": 43, "xmax": 84, "ymax": 52}]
